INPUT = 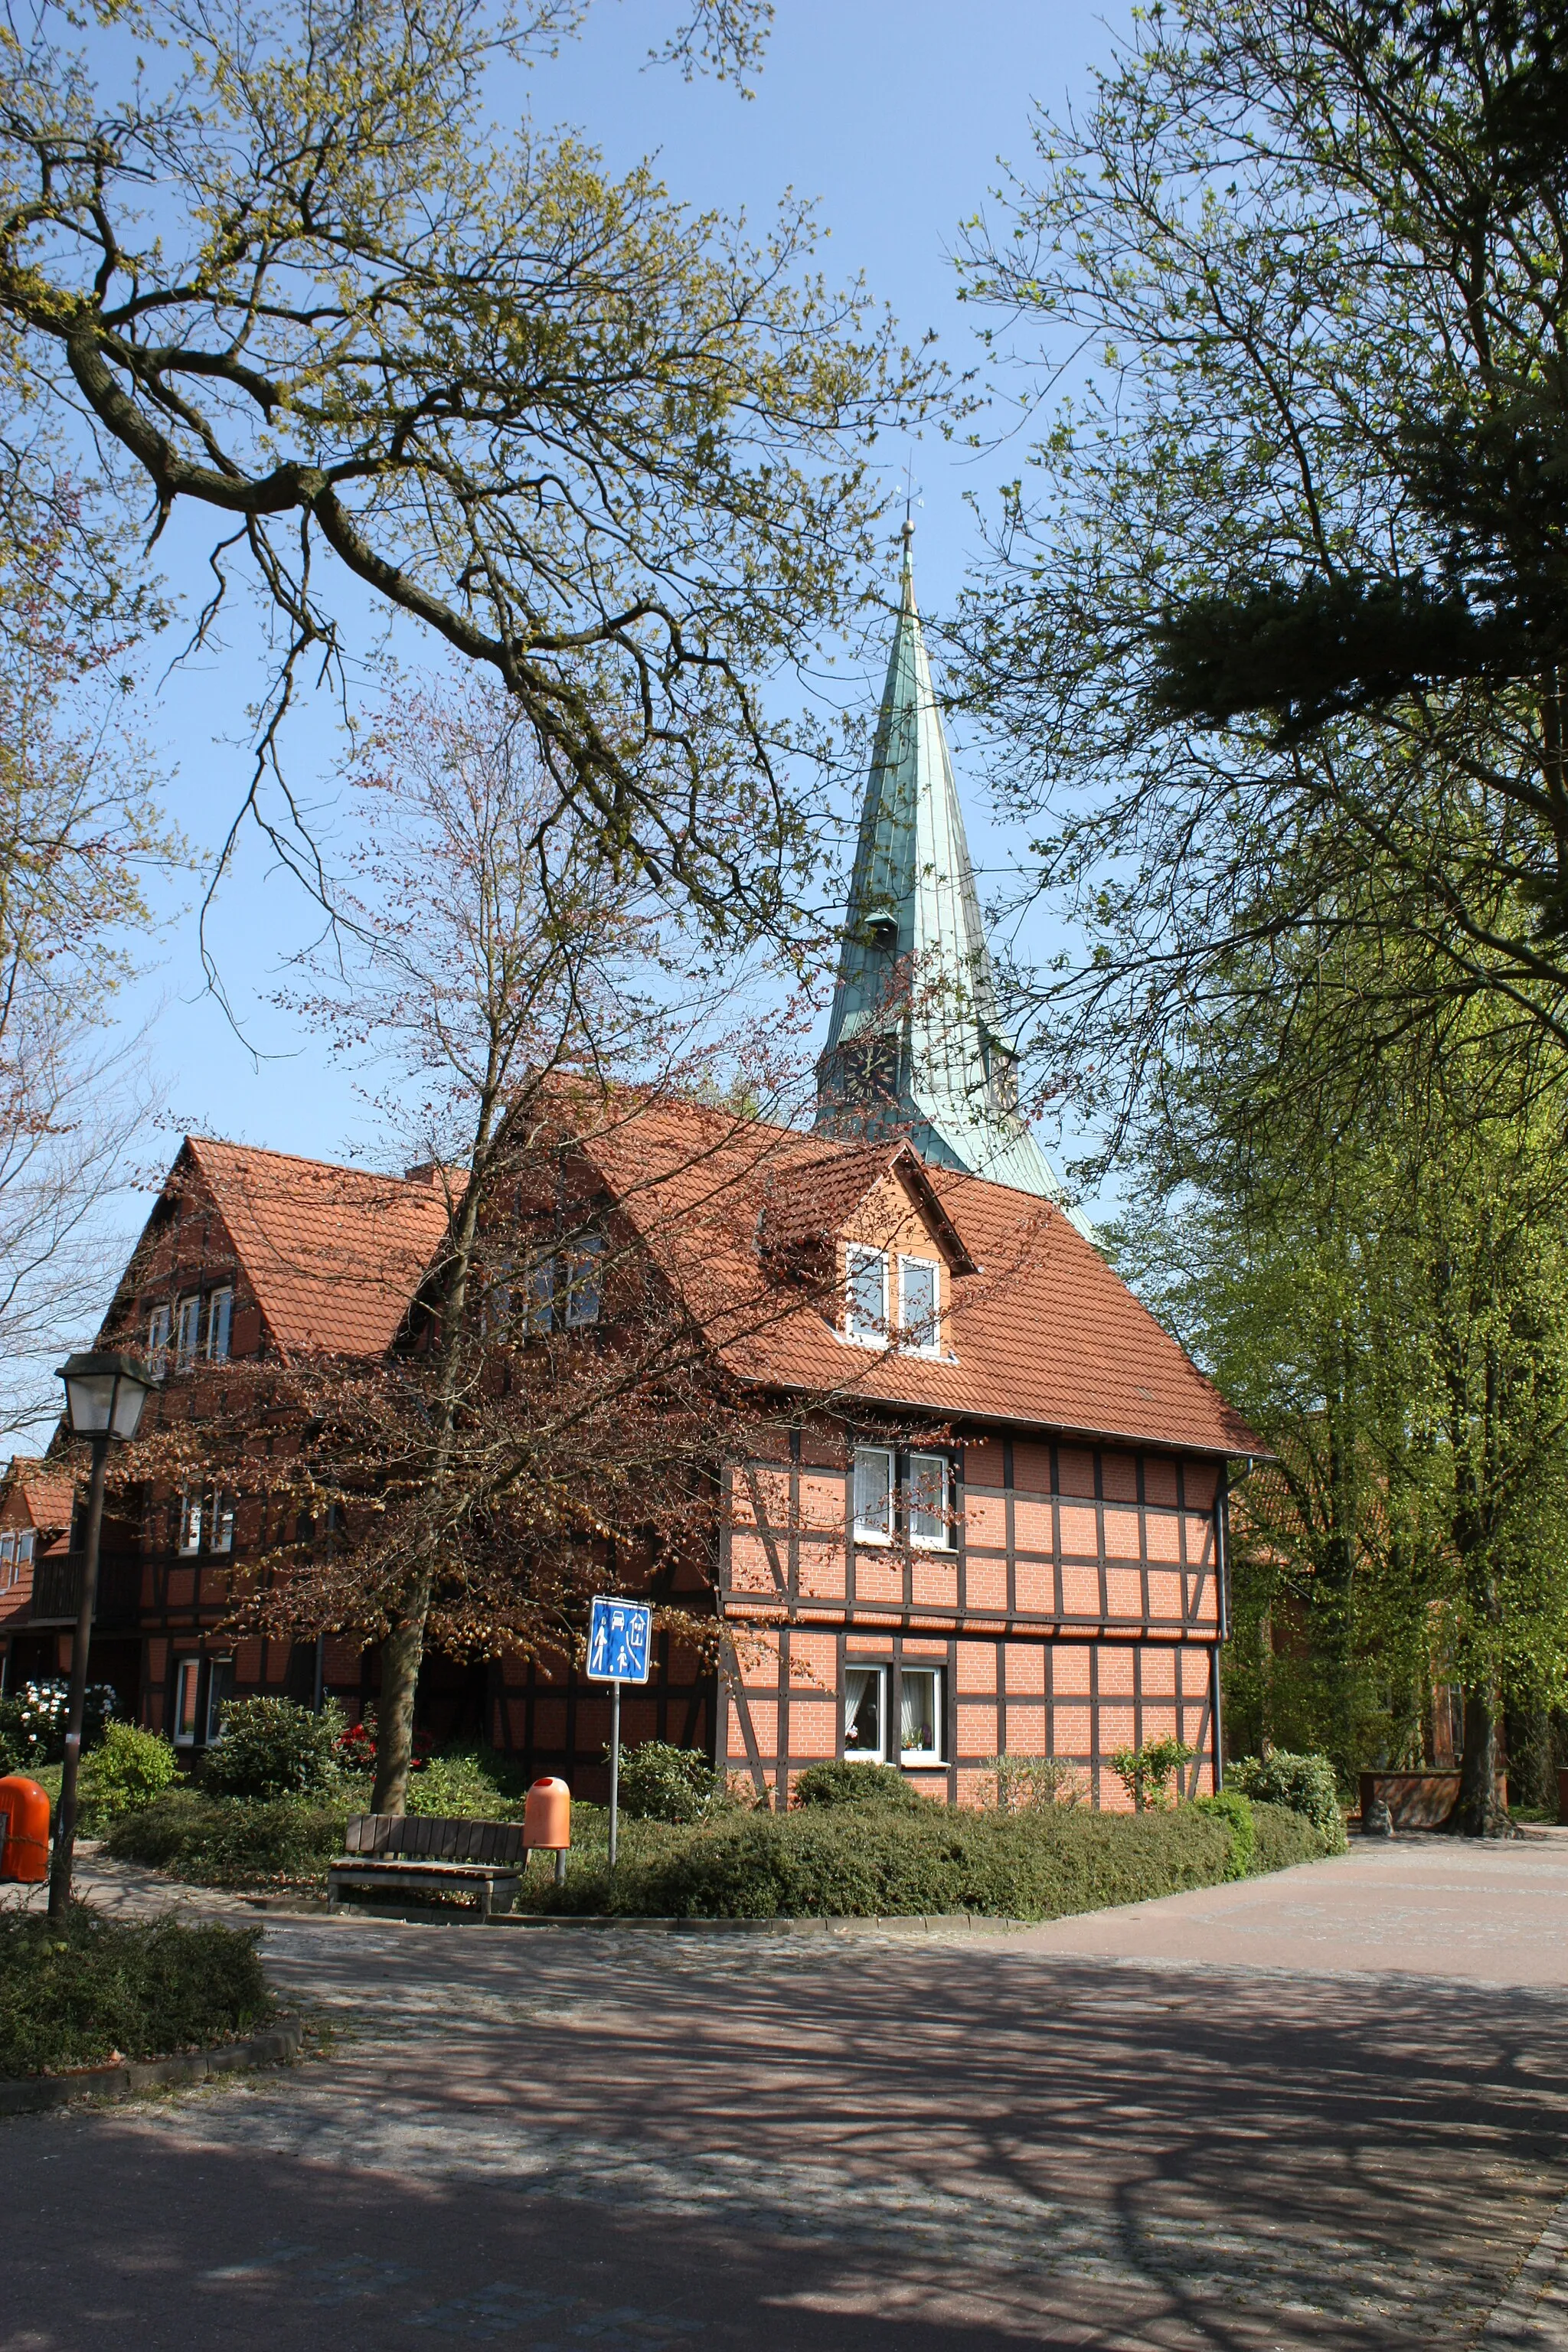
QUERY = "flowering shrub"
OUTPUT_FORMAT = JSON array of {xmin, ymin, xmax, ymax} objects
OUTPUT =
[
  {"xmin": 334, "ymin": 1707, "xmax": 430, "ymax": 1778},
  {"xmin": 0, "ymin": 1679, "xmax": 117, "ymax": 1768}
]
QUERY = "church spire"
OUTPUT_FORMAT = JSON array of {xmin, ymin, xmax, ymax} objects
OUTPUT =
[{"xmin": 815, "ymin": 528, "xmax": 1088, "ymax": 1223}]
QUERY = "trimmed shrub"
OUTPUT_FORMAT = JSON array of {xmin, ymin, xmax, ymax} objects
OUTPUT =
[
  {"xmin": 615, "ymin": 1740, "xmax": 734, "ymax": 1824},
  {"xmin": 1250, "ymin": 1798, "xmax": 1331, "ymax": 1872},
  {"xmin": 1230, "ymin": 1752, "xmax": 1348, "ymax": 1851},
  {"xmin": 106, "ymin": 1790, "xmax": 345, "ymax": 1886},
  {"xmin": 792, "ymin": 1761, "xmax": 924, "ymax": 1811},
  {"xmin": 544, "ymin": 1801, "xmax": 1237, "ymax": 1920},
  {"xmin": 1193, "ymin": 1788, "xmax": 1256, "ymax": 1878},
  {"xmin": 200, "ymin": 1697, "xmax": 344, "ymax": 1800},
  {"xmin": 0, "ymin": 1904, "xmax": 273, "ymax": 2076},
  {"xmin": 78, "ymin": 1723, "xmax": 178, "ymax": 1827}
]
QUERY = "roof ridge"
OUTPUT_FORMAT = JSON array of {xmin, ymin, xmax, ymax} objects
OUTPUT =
[{"xmin": 186, "ymin": 1135, "xmax": 428, "ymax": 1187}]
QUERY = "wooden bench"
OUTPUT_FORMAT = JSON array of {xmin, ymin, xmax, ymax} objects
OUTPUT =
[{"xmin": 327, "ymin": 1815, "xmax": 526, "ymax": 1919}]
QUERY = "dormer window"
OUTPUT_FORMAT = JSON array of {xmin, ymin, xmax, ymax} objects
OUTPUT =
[
  {"xmin": 845, "ymin": 1246, "xmax": 888, "ymax": 1345},
  {"xmin": 898, "ymin": 1256, "xmax": 940, "ymax": 1355}
]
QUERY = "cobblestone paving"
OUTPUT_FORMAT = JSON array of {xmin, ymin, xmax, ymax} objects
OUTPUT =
[{"xmin": 7, "ymin": 1870, "xmax": 1568, "ymax": 2351}]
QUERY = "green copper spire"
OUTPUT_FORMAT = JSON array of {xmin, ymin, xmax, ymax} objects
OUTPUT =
[{"xmin": 815, "ymin": 524, "xmax": 1088, "ymax": 1223}]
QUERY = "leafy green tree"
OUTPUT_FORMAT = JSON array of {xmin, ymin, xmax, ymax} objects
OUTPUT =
[
  {"xmin": 0, "ymin": 0, "xmax": 931, "ymax": 933},
  {"xmin": 1119, "ymin": 984, "xmax": 1568, "ymax": 1834},
  {"xmin": 953, "ymin": 0, "xmax": 1568, "ymax": 1146}
]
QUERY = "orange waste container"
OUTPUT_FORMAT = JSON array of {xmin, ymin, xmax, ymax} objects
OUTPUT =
[
  {"xmin": 0, "ymin": 1775, "xmax": 51, "ymax": 1882},
  {"xmin": 523, "ymin": 1775, "xmax": 570, "ymax": 1851}
]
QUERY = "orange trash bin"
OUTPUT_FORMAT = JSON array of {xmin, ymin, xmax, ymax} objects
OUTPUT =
[
  {"xmin": 523, "ymin": 1775, "xmax": 571, "ymax": 1851},
  {"xmin": 0, "ymin": 1775, "xmax": 51, "ymax": 1882}
]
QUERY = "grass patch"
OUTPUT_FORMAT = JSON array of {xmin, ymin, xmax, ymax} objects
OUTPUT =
[{"xmin": 0, "ymin": 1905, "xmax": 274, "ymax": 2077}]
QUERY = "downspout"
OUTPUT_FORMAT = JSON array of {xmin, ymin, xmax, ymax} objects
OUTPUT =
[{"xmin": 1212, "ymin": 1459, "xmax": 1237, "ymax": 1791}]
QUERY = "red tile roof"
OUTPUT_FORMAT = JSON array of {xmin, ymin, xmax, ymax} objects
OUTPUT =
[
  {"xmin": 2, "ymin": 1458, "xmax": 75, "ymax": 1536},
  {"xmin": 586, "ymin": 1102, "xmax": 1260, "ymax": 1459},
  {"xmin": 142, "ymin": 1109, "xmax": 1258, "ymax": 1455},
  {"xmin": 181, "ymin": 1138, "xmax": 455, "ymax": 1359}
]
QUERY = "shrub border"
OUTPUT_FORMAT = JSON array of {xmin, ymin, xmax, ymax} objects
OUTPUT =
[{"xmin": 0, "ymin": 2015, "xmax": 302, "ymax": 2116}]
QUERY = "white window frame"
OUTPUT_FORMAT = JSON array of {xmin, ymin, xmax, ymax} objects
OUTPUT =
[
  {"xmin": 852, "ymin": 1445, "xmax": 895, "ymax": 1544},
  {"xmin": 907, "ymin": 1451, "xmax": 954, "ymax": 1550},
  {"xmin": 172, "ymin": 1657, "xmax": 202, "ymax": 1746},
  {"xmin": 842, "ymin": 1664, "xmax": 887, "ymax": 1763},
  {"xmin": 174, "ymin": 1295, "xmax": 202, "ymax": 1370},
  {"xmin": 177, "ymin": 1488, "xmax": 203, "ymax": 1556},
  {"xmin": 16, "ymin": 1529, "xmax": 32, "ymax": 1570},
  {"xmin": 897, "ymin": 1254, "xmax": 942, "ymax": 1356},
  {"xmin": 209, "ymin": 1491, "xmax": 235, "ymax": 1556},
  {"xmin": 205, "ymin": 1287, "xmax": 234, "ymax": 1362},
  {"xmin": 844, "ymin": 1245, "xmax": 889, "ymax": 1346},
  {"xmin": 524, "ymin": 1252, "xmax": 556, "ymax": 1334},
  {"xmin": 897, "ymin": 1665, "xmax": 946, "ymax": 1766},
  {"xmin": 148, "ymin": 1303, "xmax": 172, "ymax": 1378},
  {"xmin": 0, "ymin": 1532, "xmax": 13, "ymax": 1589}
]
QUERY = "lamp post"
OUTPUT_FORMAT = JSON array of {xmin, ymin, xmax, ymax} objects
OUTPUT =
[{"xmin": 48, "ymin": 1350, "xmax": 155, "ymax": 1922}]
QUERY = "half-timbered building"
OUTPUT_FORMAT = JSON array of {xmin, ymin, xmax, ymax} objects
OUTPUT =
[{"xmin": 8, "ymin": 531, "xmax": 1259, "ymax": 1803}]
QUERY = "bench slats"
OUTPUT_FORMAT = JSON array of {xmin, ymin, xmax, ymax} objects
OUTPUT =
[{"xmin": 340, "ymin": 1813, "xmax": 526, "ymax": 1864}]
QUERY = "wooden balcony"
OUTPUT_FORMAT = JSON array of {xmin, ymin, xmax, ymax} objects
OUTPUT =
[{"xmin": 27, "ymin": 1550, "xmax": 142, "ymax": 1627}]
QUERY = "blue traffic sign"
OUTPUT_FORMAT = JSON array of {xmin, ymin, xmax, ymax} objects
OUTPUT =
[{"xmin": 586, "ymin": 1596, "xmax": 652, "ymax": 1684}]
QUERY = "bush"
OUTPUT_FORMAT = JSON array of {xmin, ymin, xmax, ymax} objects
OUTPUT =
[
  {"xmin": 200, "ymin": 1697, "xmax": 344, "ymax": 1800},
  {"xmin": 406, "ymin": 1748, "xmax": 508, "ymax": 1818},
  {"xmin": 106, "ymin": 1789, "xmax": 345, "ymax": 1886},
  {"xmin": 980, "ymin": 1753, "xmax": 1086, "ymax": 1811},
  {"xmin": 544, "ymin": 1801, "xmax": 1238, "ymax": 1920},
  {"xmin": 615, "ymin": 1740, "xmax": 735, "ymax": 1824},
  {"xmin": 792, "ymin": 1761, "xmax": 925, "ymax": 1811},
  {"xmin": 0, "ymin": 1904, "xmax": 273, "ymax": 2076},
  {"xmin": 1193, "ymin": 1788, "xmax": 1257, "ymax": 1878},
  {"xmin": 1229, "ymin": 1752, "xmax": 1348, "ymax": 1851},
  {"xmin": 0, "ymin": 1680, "xmax": 117, "ymax": 1769},
  {"xmin": 1109, "ymin": 1738, "xmax": 1194, "ymax": 1812},
  {"xmin": 1250, "ymin": 1798, "xmax": 1333, "ymax": 1871},
  {"xmin": 78, "ymin": 1723, "xmax": 178, "ymax": 1827}
]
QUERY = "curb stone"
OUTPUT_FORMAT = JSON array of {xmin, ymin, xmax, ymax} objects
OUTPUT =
[
  {"xmin": 0, "ymin": 2015, "xmax": 302, "ymax": 2117},
  {"xmin": 289, "ymin": 1902, "xmax": 1032, "ymax": 1935}
]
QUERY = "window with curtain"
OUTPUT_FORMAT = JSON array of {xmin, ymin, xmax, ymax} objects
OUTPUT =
[
  {"xmin": 172, "ymin": 1658, "xmax": 201, "ymax": 1744},
  {"xmin": 899, "ymin": 1667, "xmax": 943, "ymax": 1764},
  {"xmin": 845, "ymin": 1245, "xmax": 888, "ymax": 1343},
  {"xmin": 853, "ymin": 1446, "xmax": 893, "ymax": 1540},
  {"xmin": 205, "ymin": 1659, "xmax": 236, "ymax": 1743},
  {"xmin": 177, "ymin": 1488, "xmax": 203, "ymax": 1555},
  {"xmin": 843, "ymin": 1665, "xmax": 885, "ymax": 1761},
  {"xmin": 898, "ymin": 1256, "xmax": 939, "ymax": 1354},
  {"xmin": 908, "ymin": 1452, "xmax": 952, "ymax": 1548},
  {"xmin": 209, "ymin": 1491, "xmax": 236, "ymax": 1555}
]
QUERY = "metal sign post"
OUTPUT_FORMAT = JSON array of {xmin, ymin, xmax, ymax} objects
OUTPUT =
[{"xmin": 586, "ymin": 1596, "xmax": 652, "ymax": 1875}]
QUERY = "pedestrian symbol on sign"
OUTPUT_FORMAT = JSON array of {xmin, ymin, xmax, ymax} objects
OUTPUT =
[{"xmin": 586, "ymin": 1596, "xmax": 652, "ymax": 1684}]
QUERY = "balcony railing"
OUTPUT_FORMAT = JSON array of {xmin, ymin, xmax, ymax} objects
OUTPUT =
[{"xmin": 28, "ymin": 1551, "xmax": 142, "ymax": 1626}]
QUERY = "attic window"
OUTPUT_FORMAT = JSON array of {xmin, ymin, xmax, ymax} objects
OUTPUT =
[
  {"xmin": 564, "ymin": 1234, "xmax": 604, "ymax": 1328},
  {"xmin": 845, "ymin": 1246, "xmax": 887, "ymax": 1345},
  {"xmin": 174, "ymin": 1295, "xmax": 202, "ymax": 1370},
  {"xmin": 898, "ymin": 1256, "xmax": 940, "ymax": 1356},
  {"xmin": 148, "ymin": 1304, "xmax": 172, "ymax": 1378},
  {"xmin": 206, "ymin": 1288, "xmax": 233, "ymax": 1362}
]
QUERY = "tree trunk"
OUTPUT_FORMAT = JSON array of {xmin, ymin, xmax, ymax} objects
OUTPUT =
[
  {"xmin": 1446, "ymin": 1684, "xmax": 1515, "ymax": 1838},
  {"xmin": 371, "ymin": 1579, "xmax": 432, "ymax": 1815}
]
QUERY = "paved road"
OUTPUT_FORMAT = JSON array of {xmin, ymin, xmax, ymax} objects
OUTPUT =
[{"xmin": 5, "ymin": 1840, "xmax": 1568, "ymax": 2350}]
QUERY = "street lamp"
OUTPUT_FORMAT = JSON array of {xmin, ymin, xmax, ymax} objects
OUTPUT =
[{"xmin": 48, "ymin": 1350, "xmax": 155, "ymax": 1922}]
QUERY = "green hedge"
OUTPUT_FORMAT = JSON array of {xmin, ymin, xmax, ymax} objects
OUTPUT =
[
  {"xmin": 539, "ymin": 1802, "xmax": 1255, "ymax": 1920},
  {"xmin": 1250, "ymin": 1799, "xmax": 1328, "ymax": 1873},
  {"xmin": 106, "ymin": 1790, "xmax": 347, "ymax": 1886},
  {"xmin": 0, "ymin": 1905, "xmax": 273, "ymax": 2076}
]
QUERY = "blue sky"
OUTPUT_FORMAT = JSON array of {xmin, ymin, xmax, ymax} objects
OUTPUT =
[{"xmin": 112, "ymin": 0, "xmax": 1131, "ymax": 1173}]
